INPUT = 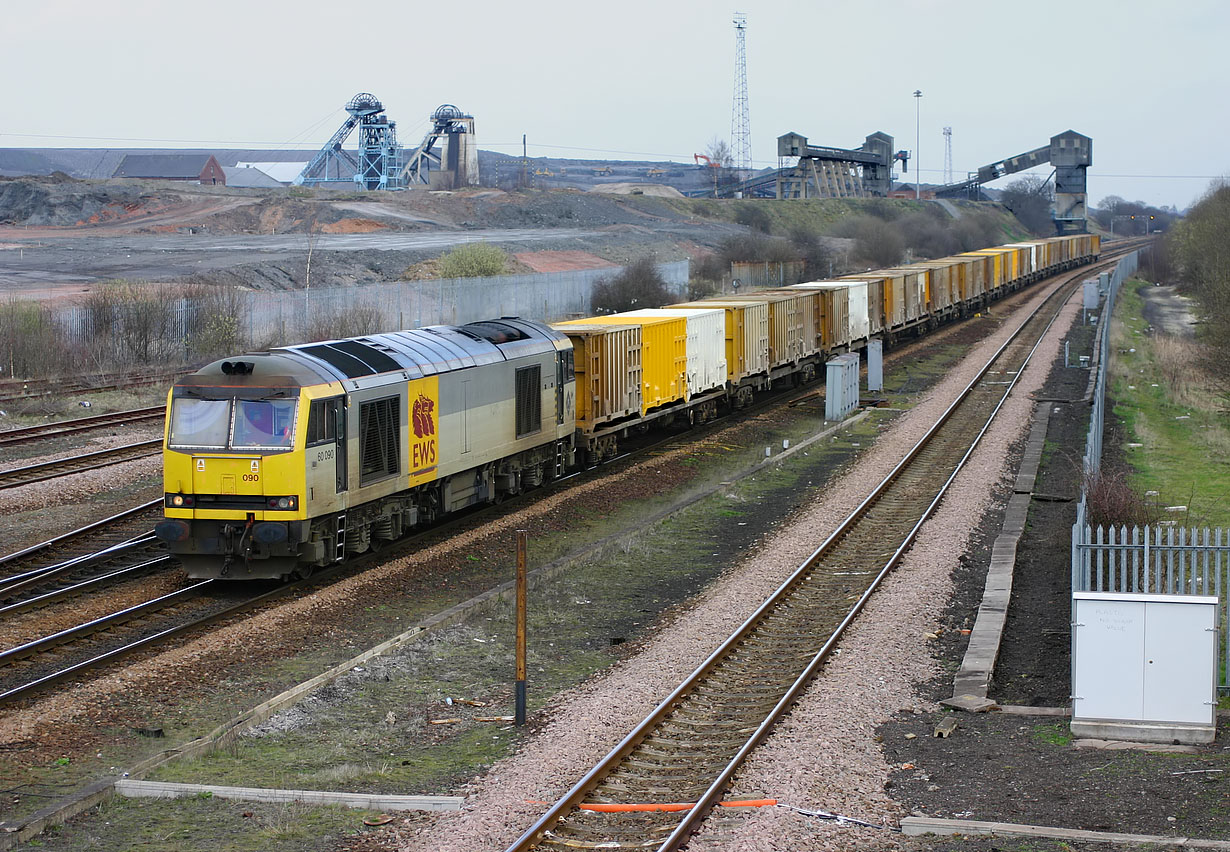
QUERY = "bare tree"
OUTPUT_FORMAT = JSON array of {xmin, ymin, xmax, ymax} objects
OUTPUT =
[
  {"xmin": 591, "ymin": 258, "xmax": 675, "ymax": 314},
  {"xmin": 999, "ymin": 175, "xmax": 1055, "ymax": 235},
  {"xmin": 705, "ymin": 138, "xmax": 733, "ymax": 167}
]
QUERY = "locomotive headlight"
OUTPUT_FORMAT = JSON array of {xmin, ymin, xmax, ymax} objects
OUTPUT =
[{"xmin": 171, "ymin": 494, "xmax": 185, "ymax": 507}]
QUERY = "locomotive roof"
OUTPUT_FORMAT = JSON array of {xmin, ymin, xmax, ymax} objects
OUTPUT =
[{"xmin": 184, "ymin": 318, "xmax": 568, "ymax": 388}]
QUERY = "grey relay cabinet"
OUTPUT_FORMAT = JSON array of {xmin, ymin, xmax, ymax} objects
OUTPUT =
[{"xmin": 1071, "ymin": 591, "xmax": 1218, "ymax": 744}]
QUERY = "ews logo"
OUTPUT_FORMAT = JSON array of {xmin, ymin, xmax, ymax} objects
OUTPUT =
[{"xmin": 411, "ymin": 392, "xmax": 438, "ymax": 472}]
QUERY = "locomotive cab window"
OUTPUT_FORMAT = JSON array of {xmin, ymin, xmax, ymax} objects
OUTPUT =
[
  {"xmin": 168, "ymin": 398, "xmax": 230, "ymax": 449},
  {"xmin": 306, "ymin": 398, "xmax": 341, "ymax": 445},
  {"xmin": 515, "ymin": 365, "xmax": 542, "ymax": 438},
  {"xmin": 232, "ymin": 399, "xmax": 297, "ymax": 450},
  {"xmin": 168, "ymin": 395, "xmax": 297, "ymax": 451}
]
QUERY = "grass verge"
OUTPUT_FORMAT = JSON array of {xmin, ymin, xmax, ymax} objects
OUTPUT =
[{"xmin": 1109, "ymin": 280, "xmax": 1230, "ymax": 528}]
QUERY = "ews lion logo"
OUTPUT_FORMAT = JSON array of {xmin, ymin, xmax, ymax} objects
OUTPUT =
[
  {"xmin": 411, "ymin": 392, "xmax": 438, "ymax": 473},
  {"xmin": 412, "ymin": 393, "xmax": 436, "ymax": 439}
]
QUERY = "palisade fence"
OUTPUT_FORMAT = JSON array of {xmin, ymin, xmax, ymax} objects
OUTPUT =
[
  {"xmin": 55, "ymin": 259, "xmax": 690, "ymax": 353},
  {"xmin": 730, "ymin": 260, "xmax": 805, "ymax": 290},
  {"xmin": 1071, "ymin": 248, "xmax": 1230, "ymax": 690}
]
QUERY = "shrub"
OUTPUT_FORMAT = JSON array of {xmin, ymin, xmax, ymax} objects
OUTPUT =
[
  {"xmin": 899, "ymin": 211, "xmax": 959, "ymax": 260},
  {"xmin": 183, "ymin": 284, "xmax": 250, "ymax": 360},
  {"xmin": 733, "ymin": 204, "xmax": 772, "ymax": 233},
  {"xmin": 0, "ymin": 300, "xmax": 74, "ymax": 379},
  {"xmin": 591, "ymin": 258, "xmax": 675, "ymax": 314},
  {"xmin": 438, "ymin": 242, "xmax": 508, "ymax": 278},
  {"xmin": 1084, "ymin": 470, "xmax": 1161, "ymax": 529},
  {"xmin": 79, "ymin": 281, "xmax": 182, "ymax": 367},
  {"xmin": 834, "ymin": 215, "xmax": 904, "ymax": 267},
  {"xmin": 692, "ymin": 251, "xmax": 727, "ymax": 283},
  {"xmin": 303, "ymin": 302, "xmax": 385, "ymax": 342},
  {"xmin": 718, "ymin": 233, "xmax": 797, "ymax": 265},
  {"xmin": 688, "ymin": 277, "xmax": 722, "ymax": 300},
  {"xmin": 787, "ymin": 226, "xmax": 834, "ymax": 279},
  {"xmin": 952, "ymin": 216, "xmax": 1002, "ymax": 251}
]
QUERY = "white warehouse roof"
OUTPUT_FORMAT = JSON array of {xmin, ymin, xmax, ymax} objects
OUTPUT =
[{"xmin": 234, "ymin": 161, "xmax": 309, "ymax": 184}]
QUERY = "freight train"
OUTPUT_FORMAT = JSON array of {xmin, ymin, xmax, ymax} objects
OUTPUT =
[{"xmin": 156, "ymin": 234, "xmax": 1099, "ymax": 579}]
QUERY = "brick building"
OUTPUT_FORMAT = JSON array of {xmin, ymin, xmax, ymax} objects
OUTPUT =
[{"xmin": 112, "ymin": 154, "xmax": 227, "ymax": 185}]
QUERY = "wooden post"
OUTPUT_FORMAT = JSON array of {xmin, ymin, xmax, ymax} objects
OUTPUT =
[{"xmin": 515, "ymin": 529, "xmax": 528, "ymax": 726}]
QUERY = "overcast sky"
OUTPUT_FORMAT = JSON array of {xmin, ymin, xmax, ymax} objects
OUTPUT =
[{"xmin": 2, "ymin": 0, "xmax": 1225, "ymax": 210}]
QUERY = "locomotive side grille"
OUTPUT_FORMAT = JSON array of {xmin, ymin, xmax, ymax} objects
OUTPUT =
[
  {"xmin": 359, "ymin": 396, "xmax": 400, "ymax": 485},
  {"xmin": 515, "ymin": 365, "xmax": 542, "ymax": 438}
]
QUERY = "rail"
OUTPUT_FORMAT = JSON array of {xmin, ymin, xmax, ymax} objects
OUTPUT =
[
  {"xmin": 0, "ymin": 439, "xmax": 162, "ymax": 490},
  {"xmin": 0, "ymin": 407, "xmax": 163, "ymax": 446}
]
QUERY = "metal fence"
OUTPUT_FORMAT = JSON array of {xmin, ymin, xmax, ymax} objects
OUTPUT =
[
  {"xmin": 730, "ymin": 260, "xmax": 805, "ymax": 290},
  {"xmin": 1070, "ymin": 248, "xmax": 1228, "ymax": 689},
  {"xmin": 54, "ymin": 259, "xmax": 690, "ymax": 350}
]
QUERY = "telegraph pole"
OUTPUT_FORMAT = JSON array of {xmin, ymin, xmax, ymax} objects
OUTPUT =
[{"xmin": 913, "ymin": 90, "xmax": 922, "ymax": 200}]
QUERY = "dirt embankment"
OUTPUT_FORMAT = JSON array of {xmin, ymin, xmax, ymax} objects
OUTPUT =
[
  {"xmin": 0, "ymin": 177, "xmax": 157, "ymax": 227},
  {"xmin": 0, "ymin": 176, "xmax": 698, "ymax": 236}
]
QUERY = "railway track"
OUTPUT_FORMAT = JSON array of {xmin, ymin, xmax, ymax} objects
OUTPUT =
[
  {"xmin": 0, "ymin": 406, "xmax": 163, "ymax": 447},
  {"xmin": 504, "ymin": 262, "xmax": 1108, "ymax": 852},
  {"xmin": 0, "ymin": 439, "xmax": 162, "ymax": 490},
  {"xmin": 0, "ymin": 370, "xmax": 184, "ymax": 405},
  {"xmin": 0, "ymin": 578, "xmax": 279, "ymax": 705},
  {"xmin": 0, "ymin": 499, "xmax": 163, "ymax": 578},
  {"xmin": 0, "ymin": 537, "xmax": 175, "ymax": 615}
]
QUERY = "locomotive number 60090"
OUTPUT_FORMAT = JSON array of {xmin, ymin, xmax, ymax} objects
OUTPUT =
[{"xmin": 242, "ymin": 473, "xmax": 260, "ymax": 482}]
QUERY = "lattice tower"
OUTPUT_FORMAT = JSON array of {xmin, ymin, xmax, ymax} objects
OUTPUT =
[
  {"xmin": 731, "ymin": 13, "xmax": 751, "ymax": 175},
  {"xmin": 943, "ymin": 126, "xmax": 953, "ymax": 185}
]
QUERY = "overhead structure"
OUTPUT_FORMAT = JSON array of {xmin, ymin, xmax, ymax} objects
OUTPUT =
[
  {"xmin": 294, "ymin": 94, "xmax": 403, "ymax": 189},
  {"xmin": 774, "ymin": 131, "xmax": 895, "ymax": 198},
  {"xmin": 935, "ymin": 130, "xmax": 1092, "ymax": 233},
  {"xmin": 730, "ymin": 13, "xmax": 752, "ymax": 176},
  {"xmin": 399, "ymin": 105, "xmax": 479, "ymax": 189}
]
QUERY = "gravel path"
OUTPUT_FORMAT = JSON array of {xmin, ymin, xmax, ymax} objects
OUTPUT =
[{"xmin": 376, "ymin": 284, "xmax": 1074, "ymax": 851}]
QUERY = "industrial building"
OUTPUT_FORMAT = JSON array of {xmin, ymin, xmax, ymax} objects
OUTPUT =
[{"xmin": 112, "ymin": 154, "xmax": 227, "ymax": 185}]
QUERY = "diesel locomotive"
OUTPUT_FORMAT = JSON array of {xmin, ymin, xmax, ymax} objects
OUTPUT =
[{"xmin": 157, "ymin": 318, "xmax": 576, "ymax": 579}]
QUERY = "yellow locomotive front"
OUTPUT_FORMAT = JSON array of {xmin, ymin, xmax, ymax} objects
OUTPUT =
[{"xmin": 156, "ymin": 355, "xmax": 330, "ymax": 580}]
